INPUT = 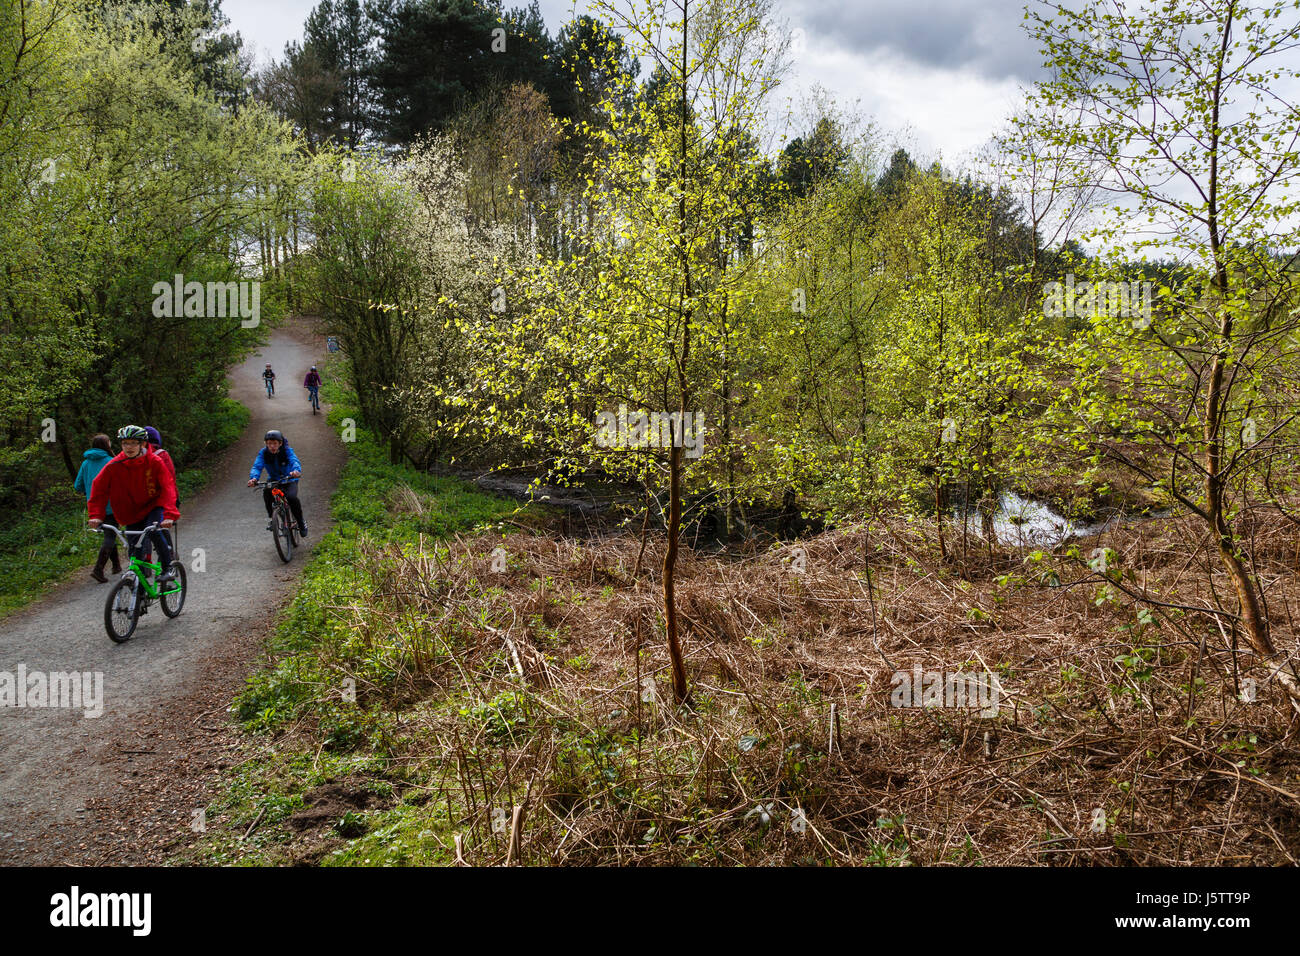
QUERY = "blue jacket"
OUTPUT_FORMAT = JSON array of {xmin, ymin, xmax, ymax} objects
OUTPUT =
[
  {"xmin": 74, "ymin": 448, "xmax": 113, "ymax": 515},
  {"xmin": 249, "ymin": 444, "xmax": 302, "ymax": 482}
]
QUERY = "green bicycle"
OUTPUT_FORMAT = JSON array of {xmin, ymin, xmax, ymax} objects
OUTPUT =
[{"xmin": 93, "ymin": 522, "xmax": 187, "ymax": 642}]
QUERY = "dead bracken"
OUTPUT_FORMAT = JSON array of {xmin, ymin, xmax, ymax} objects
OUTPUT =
[{"xmin": 279, "ymin": 509, "xmax": 1300, "ymax": 865}]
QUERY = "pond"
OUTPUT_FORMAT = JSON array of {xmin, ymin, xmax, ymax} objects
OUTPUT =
[{"xmin": 956, "ymin": 490, "xmax": 1149, "ymax": 549}]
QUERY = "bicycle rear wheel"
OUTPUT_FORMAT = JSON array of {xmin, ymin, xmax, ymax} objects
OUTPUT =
[
  {"xmin": 104, "ymin": 575, "xmax": 140, "ymax": 642},
  {"xmin": 273, "ymin": 504, "xmax": 293, "ymax": 563},
  {"xmin": 160, "ymin": 561, "xmax": 187, "ymax": 617}
]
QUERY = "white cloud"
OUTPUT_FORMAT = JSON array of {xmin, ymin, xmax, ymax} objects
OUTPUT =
[{"xmin": 779, "ymin": 40, "xmax": 1025, "ymax": 166}]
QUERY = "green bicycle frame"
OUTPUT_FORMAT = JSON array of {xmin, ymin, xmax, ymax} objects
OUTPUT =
[{"xmin": 125, "ymin": 553, "xmax": 182, "ymax": 598}]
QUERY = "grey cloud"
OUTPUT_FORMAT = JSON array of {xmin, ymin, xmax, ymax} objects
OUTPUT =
[{"xmin": 786, "ymin": 0, "xmax": 1051, "ymax": 83}]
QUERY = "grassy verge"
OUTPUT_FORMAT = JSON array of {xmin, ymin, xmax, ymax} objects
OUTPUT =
[{"xmin": 0, "ymin": 397, "xmax": 249, "ymax": 618}]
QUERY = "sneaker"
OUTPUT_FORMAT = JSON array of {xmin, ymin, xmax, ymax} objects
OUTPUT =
[
  {"xmin": 266, "ymin": 520, "xmax": 275, "ymax": 532},
  {"xmin": 298, "ymin": 524, "xmax": 308, "ymax": 537},
  {"xmin": 159, "ymin": 570, "xmax": 177, "ymax": 590}
]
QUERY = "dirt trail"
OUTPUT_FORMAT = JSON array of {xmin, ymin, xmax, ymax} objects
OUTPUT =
[{"xmin": 0, "ymin": 322, "xmax": 345, "ymax": 863}]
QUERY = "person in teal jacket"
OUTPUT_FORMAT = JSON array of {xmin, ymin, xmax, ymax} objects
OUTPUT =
[{"xmin": 74, "ymin": 434, "xmax": 120, "ymax": 582}]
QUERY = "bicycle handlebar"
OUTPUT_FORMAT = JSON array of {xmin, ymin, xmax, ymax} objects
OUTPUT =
[
  {"xmin": 254, "ymin": 478, "xmax": 298, "ymax": 488},
  {"xmin": 91, "ymin": 521, "xmax": 171, "ymax": 538}
]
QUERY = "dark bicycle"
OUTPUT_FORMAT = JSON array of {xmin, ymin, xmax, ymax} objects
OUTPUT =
[
  {"xmin": 306, "ymin": 384, "xmax": 320, "ymax": 414},
  {"xmin": 92, "ymin": 522, "xmax": 187, "ymax": 642},
  {"xmin": 256, "ymin": 478, "xmax": 298, "ymax": 562}
]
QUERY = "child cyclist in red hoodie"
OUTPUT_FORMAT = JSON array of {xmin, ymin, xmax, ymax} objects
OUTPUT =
[{"xmin": 88, "ymin": 425, "xmax": 181, "ymax": 587}]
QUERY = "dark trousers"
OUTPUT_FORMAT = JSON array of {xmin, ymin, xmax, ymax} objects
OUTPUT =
[
  {"xmin": 263, "ymin": 481, "xmax": 304, "ymax": 527},
  {"xmin": 126, "ymin": 506, "xmax": 174, "ymax": 569}
]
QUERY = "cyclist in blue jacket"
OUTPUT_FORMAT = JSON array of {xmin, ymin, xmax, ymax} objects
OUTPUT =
[{"xmin": 246, "ymin": 429, "xmax": 307, "ymax": 536}]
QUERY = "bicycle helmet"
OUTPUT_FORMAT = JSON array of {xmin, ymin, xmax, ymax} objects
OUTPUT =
[
  {"xmin": 143, "ymin": 425, "xmax": 162, "ymax": 446},
  {"xmin": 117, "ymin": 425, "xmax": 148, "ymax": 442},
  {"xmin": 264, "ymin": 430, "xmax": 285, "ymax": 442}
]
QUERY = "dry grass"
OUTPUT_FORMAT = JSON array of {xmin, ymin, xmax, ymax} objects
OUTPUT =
[{"xmin": 318, "ymin": 510, "xmax": 1300, "ymax": 865}]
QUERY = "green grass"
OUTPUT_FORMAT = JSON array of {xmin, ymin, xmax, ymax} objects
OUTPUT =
[{"xmin": 0, "ymin": 397, "xmax": 250, "ymax": 618}]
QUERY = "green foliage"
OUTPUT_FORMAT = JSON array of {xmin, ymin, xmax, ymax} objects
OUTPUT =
[
  {"xmin": 0, "ymin": 1, "xmax": 304, "ymax": 508},
  {"xmin": 459, "ymin": 690, "xmax": 531, "ymax": 742},
  {"xmin": 867, "ymin": 814, "xmax": 912, "ymax": 866}
]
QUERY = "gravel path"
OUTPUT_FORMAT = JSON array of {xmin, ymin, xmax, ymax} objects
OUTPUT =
[{"xmin": 0, "ymin": 323, "xmax": 345, "ymax": 864}]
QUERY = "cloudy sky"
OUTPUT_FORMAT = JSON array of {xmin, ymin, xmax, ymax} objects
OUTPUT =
[{"xmin": 225, "ymin": 0, "xmax": 1047, "ymax": 167}]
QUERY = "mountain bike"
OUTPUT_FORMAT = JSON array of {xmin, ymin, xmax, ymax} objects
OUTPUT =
[
  {"xmin": 306, "ymin": 384, "xmax": 320, "ymax": 414},
  {"xmin": 256, "ymin": 478, "xmax": 298, "ymax": 563},
  {"xmin": 93, "ymin": 522, "xmax": 187, "ymax": 643}
]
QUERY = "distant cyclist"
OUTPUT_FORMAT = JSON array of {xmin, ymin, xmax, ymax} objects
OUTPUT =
[
  {"xmin": 304, "ymin": 366, "xmax": 322, "ymax": 407},
  {"xmin": 87, "ymin": 425, "xmax": 180, "ymax": 587},
  {"xmin": 262, "ymin": 363, "xmax": 276, "ymax": 397},
  {"xmin": 246, "ymin": 429, "xmax": 307, "ymax": 537}
]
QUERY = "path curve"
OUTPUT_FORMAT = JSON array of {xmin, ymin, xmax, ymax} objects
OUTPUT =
[{"xmin": 0, "ymin": 323, "xmax": 344, "ymax": 862}]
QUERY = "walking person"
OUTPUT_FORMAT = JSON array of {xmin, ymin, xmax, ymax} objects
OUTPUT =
[{"xmin": 74, "ymin": 434, "xmax": 120, "ymax": 583}]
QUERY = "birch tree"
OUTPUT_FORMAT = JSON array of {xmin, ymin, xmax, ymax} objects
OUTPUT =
[{"xmin": 1020, "ymin": 0, "xmax": 1300, "ymax": 709}]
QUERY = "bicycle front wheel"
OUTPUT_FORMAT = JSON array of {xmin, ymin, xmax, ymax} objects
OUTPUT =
[
  {"xmin": 273, "ymin": 506, "xmax": 293, "ymax": 563},
  {"xmin": 160, "ymin": 562, "xmax": 187, "ymax": 617},
  {"xmin": 104, "ymin": 575, "xmax": 140, "ymax": 642}
]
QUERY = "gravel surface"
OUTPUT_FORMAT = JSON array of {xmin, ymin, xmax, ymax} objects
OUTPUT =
[{"xmin": 0, "ymin": 322, "xmax": 346, "ymax": 864}]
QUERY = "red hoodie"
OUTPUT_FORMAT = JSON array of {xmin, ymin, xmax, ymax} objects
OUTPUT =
[
  {"xmin": 153, "ymin": 447, "xmax": 177, "ymax": 484},
  {"xmin": 87, "ymin": 448, "xmax": 180, "ymax": 525}
]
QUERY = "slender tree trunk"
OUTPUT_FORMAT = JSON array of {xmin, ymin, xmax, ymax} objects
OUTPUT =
[
  {"xmin": 664, "ymin": 439, "xmax": 689, "ymax": 704},
  {"xmin": 1202, "ymin": 9, "xmax": 1300, "ymax": 709},
  {"xmin": 56, "ymin": 410, "xmax": 76, "ymax": 480},
  {"xmin": 662, "ymin": 0, "xmax": 692, "ymax": 706},
  {"xmin": 721, "ymin": 284, "xmax": 733, "ymax": 538}
]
